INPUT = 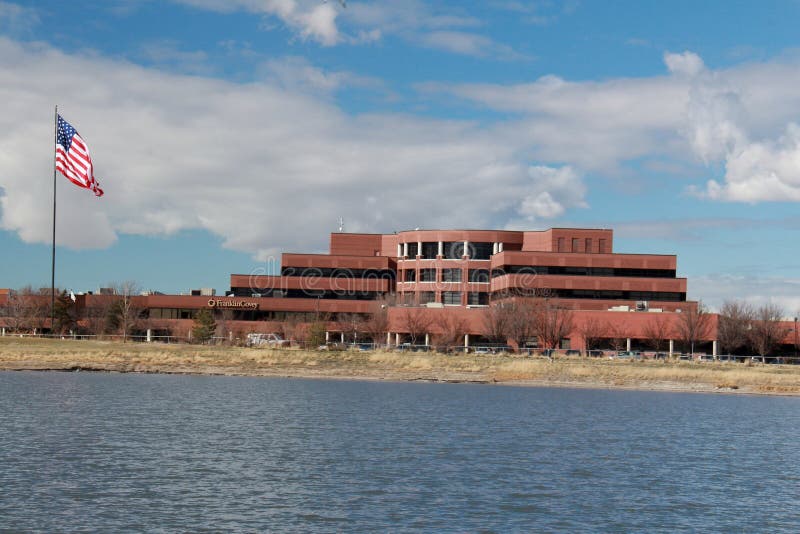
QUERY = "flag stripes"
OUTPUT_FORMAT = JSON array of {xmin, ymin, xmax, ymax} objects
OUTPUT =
[{"xmin": 55, "ymin": 115, "xmax": 103, "ymax": 197}]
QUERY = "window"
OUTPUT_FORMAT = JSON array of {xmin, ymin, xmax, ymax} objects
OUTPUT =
[
  {"xmin": 442, "ymin": 291, "xmax": 461, "ymax": 305},
  {"xmin": 419, "ymin": 268, "xmax": 436, "ymax": 282},
  {"xmin": 421, "ymin": 242, "xmax": 438, "ymax": 259},
  {"xmin": 599, "ymin": 239, "xmax": 607, "ymax": 254},
  {"xmin": 468, "ymin": 292, "xmax": 489, "ymax": 305},
  {"xmin": 419, "ymin": 291, "xmax": 436, "ymax": 304},
  {"xmin": 441, "ymin": 268, "xmax": 462, "ymax": 282},
  {"xmin": 469, "ymin": 269, "xmax": 490, "ymax": 283},
  {"xmin": 557, "ymin": 237, "xmax": 565, "ymax": 252},
  {"xmin": 406, "ymin": 242, "xmax": 418, "ymax": 257},
  {"xmin": 404, "ymin": 269, "xmax": 416, "ymax": 282},
  {"xmin": 443, "ymin": 242, "xmax": 464, "ymax": 259},
  {"xmin": 470, "ymin": 242, "xmax": 493, "ymax": 260},
  {"xmin": 572, "ymin": 238, "xmax": 580, "ymax": 252},
  {"xmin": 585, "ymin": 238, "xmax": 592, "ymax": 253}
]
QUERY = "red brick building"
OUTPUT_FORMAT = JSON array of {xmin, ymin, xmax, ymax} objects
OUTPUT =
[{"xmin": 1, "ymin": 227, "xmax": 795, "ymax": 356}]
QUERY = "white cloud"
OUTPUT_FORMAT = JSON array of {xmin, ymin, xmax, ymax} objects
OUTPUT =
[
  {"xmin": 176, "ymin": 0, "xmax": 343, "ymax": 46},
  {"xmin": 0, "ymin": 37, "xmax": 587, "ymax": 259},
  {"xmin": 173, "ymin": 0, "xmax": 525, "ymax": 59},
  {"xmin": 664, "ymin": 50, "xmax": 705, "ymax": 77},
  {"xmin": 517, "ymin": 166, "xmax": 587, "ymax": 220},
  {"xmin": 138, "ymin": 40, "xmax": 212, "ymax": 75},
  {"xmin": 256, "ymin": 55, "xmax": 384, "ymax": 95},
  {"xmin": 418, "ymin": 30, "xmax": 528, "ymax": 60},
  {"xmin": 433, "ymin": 50, "xmax": 800, "ymax": 200}
]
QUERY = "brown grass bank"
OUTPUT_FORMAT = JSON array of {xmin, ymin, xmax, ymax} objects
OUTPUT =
[{"xmin": 1, "ymin": 337, "xmax": 799, "ymax": 396}]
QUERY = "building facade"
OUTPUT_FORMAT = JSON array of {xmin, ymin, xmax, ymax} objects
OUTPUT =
[{"xmin": 2, "ymin": 227, "xmax": 795, "ymax": 355}]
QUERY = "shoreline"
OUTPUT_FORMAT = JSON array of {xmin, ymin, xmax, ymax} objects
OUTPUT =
[{"xmin": 2, "ymin": 337, "xmax": 799, "ymax": 397}]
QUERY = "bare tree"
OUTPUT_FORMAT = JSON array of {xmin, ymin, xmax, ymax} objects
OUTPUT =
[
  {"xmin": 605, "ymin": 321, "xmax": 627, "ymax": 352},
  {"xmin": 501, "ymin": 299, "xmax": 540, "ymax": 351},
  {"xmin": 482, "ymin": 305, "xmax": 510, "ymax": 344},
  {"xmin": 577, "ymin": 316, "xmax": 606, "ymax": 354},
  {"xmin": 109, "ymin": 281, "xmax": 143, "ymax": 342},
  {"xmin": 337, "ymin": 313, "xmax": 365, "ymax": 344},
  {"xmin": 401, "ymin": 307, "xmax": 432, "ymax": 345},
  {"xmin": 536, "ymin": 301, "xmax": 574, "ymax": 351},
  {"xmin": 279, "ymin": 314, "xmax": 305, "ymax": 345},
  {"xmin": 83, "ymin": 296, "xmax": 116, "ymax": 338},
  {"xmin": 2, "ymin": 288, "xmax": 29, "ymax": 333},
  {"xmin": 717, "ymin": 300, "xmax": 754, "ymax": 355},
  {"xmin": 4, "ymin": 286, "xmax": 48, "ymax": 334},
  {"xmin": 642, "ymin": 315, "xmax": 673, "ymax": 353},
  {"xmin": 748, "ymin": 303, "xmax": 788, "ymax": 357},
  {"xmin": 675, "ymin": 301, "xmax": 712, "ymax": 356},
  {"xmin": 362, "ymin": 297, "xmax": 393, "ymax": 346},
  {"xmin": 433, "ymin": 314, "xmax": 469, "ymax": 350},
  {"xmin": 215, "ymin": 309, "xmax": 235, "ymax": 343}
]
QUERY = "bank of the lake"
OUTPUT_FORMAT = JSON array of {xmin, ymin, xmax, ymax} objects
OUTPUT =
[{"xmin": 2, "ymin": 337, "xmax": 799, "ymax": 396}]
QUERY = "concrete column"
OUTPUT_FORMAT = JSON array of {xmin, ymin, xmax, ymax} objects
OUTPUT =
[
  {"xmin": 146, "ymin": 328, "xmax": 152, "ymax": 343},
  {"xmin": 340, "ymin": 332, "xmax": 345, "ymax": 343},
  {"xmin": 464, "ymin": 334, "xmax": 470, "ymax": 349},
  {"xmin": 386, "ymin": 332, "xmax": 392, "ymax": 346},
  {"xmin": 712, "ymin": 340, "xmax": 718, "ymax": 358},
  {"xmin": 438, "ymin": 241, "xmax": 443, "ymax": 257},
  {"xmin": 669, "ymin": 339, "xmax": 674, "ymax": 355},
  {"xmin": 325, "ymin": 331, "xmax": 330, "ymax": 343},
  {"xmin": 498, "ymin": 242, "xmax": 504, "ymax": 252},
  {"xmin": 463, "ymin": 240, "xmax": 469, "ymax": 258},
  {"xmin": 229, "ymin": 331, "xmax": 233, "ymax": 342},
  {"xmin": 424, "ymin": 333, "xmax": 430, "ymax": 346},
  {"xmin": 403, "ymin": 242, "xmax": 408, "ymax": 257},
  {"xmin": 626, "ymin": 338, "xmax": 631, "ymax": 351},
  {"xmin": 417, "ymin": 241, "xmax": 422, "ymax": 258},
  {"xmin": 397, "ymin": 243, "xmax": 402, "ymax": 257},
  {"xmin": 396, "ymin": 333, "xmax": 401, "ymax": 345},
  {"xmin": 1, "ymin": 327, "xmax": 5, "ymax": 337},
  {"xmin": 493, "ymin": 242, "xmax": 498, "ymax": 255}
]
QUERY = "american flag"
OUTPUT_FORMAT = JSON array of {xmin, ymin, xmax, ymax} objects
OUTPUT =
[{"xmin": 55, "ymin": 115, "xmax": 103, "ymax": 197}]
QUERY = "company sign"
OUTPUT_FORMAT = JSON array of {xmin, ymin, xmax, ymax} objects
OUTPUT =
[{"xmin": 207, "ymin": 299, "xmax": 259, "ymax": 310}]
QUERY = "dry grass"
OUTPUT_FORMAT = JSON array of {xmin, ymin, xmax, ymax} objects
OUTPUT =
[{"xmin": 1, "ymin": 337, "xmax": 799, "ymax": 395}]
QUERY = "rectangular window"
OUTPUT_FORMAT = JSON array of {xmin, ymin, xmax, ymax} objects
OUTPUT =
[
  {"xmin": 404, "ymin": 269, "xmax": 416, "ymax": 282},
  {"xmin": 442, "ymin": 291, "xmax": 461, "ymax": 305},
  {"xmin": 419, "ymin": 268, "xmax": 436, "ymax": 282},
  {"xmin": 585, "ymin": 238, "xmax": 592, "ymax": 253},
  {"xmin": 572, "ymin": 238, "xmax": 580, "ymax": 252},
  {"xmin": 470, "ymin": 242, "xmax": 493, "ymax": 260},
  {"xmin": 468, "ymin": 292, "xmax": 489, "ymax": 305},
  {"xmin": 469, "ymin": 269, "xmax": 490, "ymax": 283},
  {"xmin": 406, "ymin": 242, "xmax": 418, "ymax": 257},
  {"xmin": 557, "ymin": 237, "xmax": 565, "ymax": 252},
  {"xmin": 419, "ymin": 291, "xmax": 436, "ymax": 304},
  {"xmin": 442, "ymin": 242, "xmax": 464, "ymax": 259},
  {"xmin": 441, "ymin": 268, "xmax": 462, "ymax": 282},
  {"xmin": 599, "ymin": 239, "xmax": 607, "ymax": 254},
  {"xmin": 421, "ymin": 242, "xmax": 438, "ymax": 259}
]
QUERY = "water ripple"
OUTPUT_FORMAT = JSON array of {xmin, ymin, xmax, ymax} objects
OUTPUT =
[{"xmin": 1, "ymin": 372, "xmax": 799, "ymax": 532}]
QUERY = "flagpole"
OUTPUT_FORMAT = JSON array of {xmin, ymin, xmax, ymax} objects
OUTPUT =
[{"xmin": 51, "ymin": 105, "xmax": 57, "ymax": 336}]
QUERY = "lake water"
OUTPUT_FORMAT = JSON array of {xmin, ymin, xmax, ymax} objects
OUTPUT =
[{"xmin": 1, "ymin": 371, "xmax": 799, "ymax": 532}]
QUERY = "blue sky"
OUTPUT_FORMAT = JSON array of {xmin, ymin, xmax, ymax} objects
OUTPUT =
[{"xmin": 2, "ymin": 0, "xmax": 800, "ymax": 311}]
